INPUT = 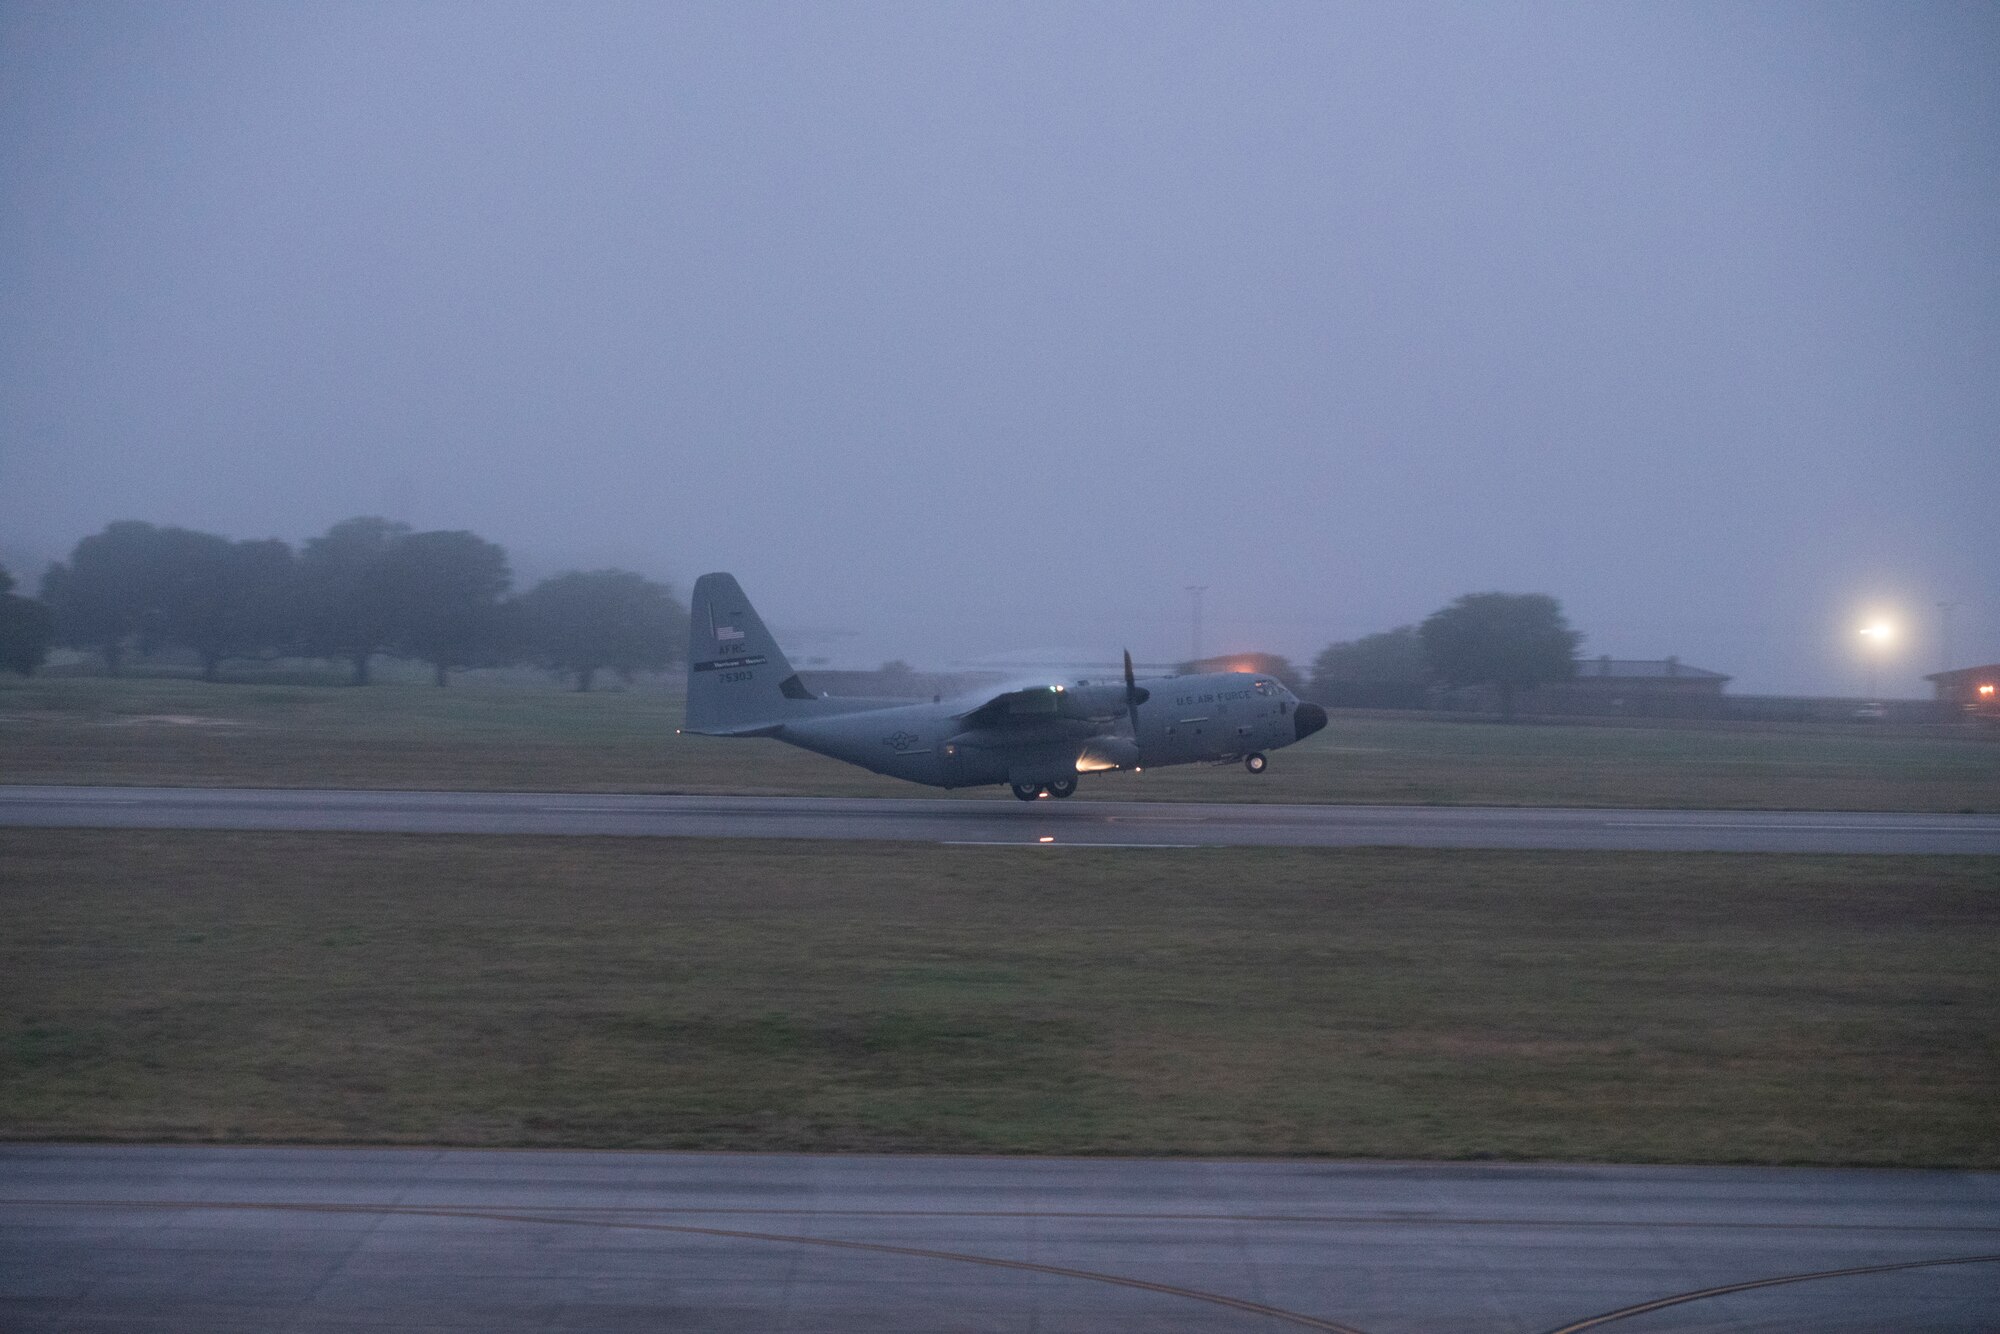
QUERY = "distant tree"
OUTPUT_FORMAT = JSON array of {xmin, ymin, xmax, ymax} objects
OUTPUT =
[
  {"xmin": 1418, "ymin": 592, "xmax": 1581, "ymax": 718},
  {"xmin": 1176, "ymin": 652, "xmax": 1302, "ymax": 692},
  {"xmin": 0, "ymin": 564, "xmax": 56, "ymax": 676},
  {"xmin": 213, "ymin": 538, "xmax": 302, "ymax": 669},
  {"xmin": 879, "ymin": 659, "xmax": 914, "ymax": 676},
  {"xmin": 513, "ymin": 569, "xmax": 685, "ymax": 692},
  {"xmin": 150, "ymin": 527, "xmax": 236, "ymax": 675},
  {"xmin": 39, "ymin": 520, "xmax": 173, "ymax": 673},
  {"xmin": 1310, "ymin": 626, "xmax": 1432, "ymax": 709},
  {"xmin": 38, "ymin": 524, "xmax": 301, "ymax": 680},
  {"xmin": 161, "ymin": 535, "xmax": 300, "ymax": 681},
  {"xmin": 297, "ymin": 517, "xmax": 411, "ymax": 684},
  {"xmin": 375, "ymin": 530, "xmax": 512, "ymax": 686}
]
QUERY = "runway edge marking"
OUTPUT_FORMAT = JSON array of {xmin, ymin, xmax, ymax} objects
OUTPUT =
[
  {"xmin": 10, "ymin": 1198, "xmax": 1377, "ymax": 1334},
  {"xmin": 1540, "ymin": 1252, "xmax": 2000, "ymax": 1333}
]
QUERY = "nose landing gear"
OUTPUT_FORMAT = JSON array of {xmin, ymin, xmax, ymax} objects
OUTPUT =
[{"xmin": 1244, "ymin": 752, "xmax": 1268, "ymax": 774}]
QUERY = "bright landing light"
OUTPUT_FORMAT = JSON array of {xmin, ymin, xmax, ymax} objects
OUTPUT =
[{"xmin": 1860, "ymin": 621, "xmax": 1895, "ymax": 644}]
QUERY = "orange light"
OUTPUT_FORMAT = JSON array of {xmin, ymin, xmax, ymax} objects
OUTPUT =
[
  {"xmin": 1981, "ymin": 684, "xmax": 1996, "ymax": 698},
  {"xmin": 1038, "ymin": 836, "xmax": 1054, "ymax": 843}
]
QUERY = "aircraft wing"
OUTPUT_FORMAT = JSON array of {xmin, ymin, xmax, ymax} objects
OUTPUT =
[
  {"xmin": 953, "ymin": 681, "xmax": 1126, "ymax": 730},
  {"xmin": 685, "ymin": 720, "xmax": 786, "ymax": 738}
]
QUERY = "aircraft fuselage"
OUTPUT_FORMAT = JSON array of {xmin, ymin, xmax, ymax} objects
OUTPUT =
[
  {"xmin": 777, "ymin": 672, "xmax": 1313, "ymax": 789},
  {"xmin": 683, "ymin": 572, "xmax": 1329, "ymax": 798}
]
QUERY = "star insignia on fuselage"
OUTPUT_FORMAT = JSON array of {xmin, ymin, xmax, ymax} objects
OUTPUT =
[{"xmin": 883, "ymin": 731, "xmax": 920, "ymax": 751}]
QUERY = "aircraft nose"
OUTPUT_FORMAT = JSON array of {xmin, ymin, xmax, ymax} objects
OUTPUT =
[{"xmin": 1294, "ymin": 702, "xmax": 1328, "ymax": 742}]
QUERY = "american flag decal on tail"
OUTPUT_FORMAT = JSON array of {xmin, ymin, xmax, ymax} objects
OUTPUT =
[{"xmin": 708, "ymin": 601, "xmax": 747, "ymax": 643}]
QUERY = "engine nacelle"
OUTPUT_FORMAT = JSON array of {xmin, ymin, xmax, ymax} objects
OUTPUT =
[{"xmin": 1075, "ymin": 736, "xmax": 1141, "ymax": 772}]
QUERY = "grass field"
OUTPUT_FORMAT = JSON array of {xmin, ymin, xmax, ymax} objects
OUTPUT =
[
  {"xmin": 3, "ymin": 675, "xmax": 1997, "ymax": 809},
  {"xmin": 3, "ymin": 830, "xmax": 1994, "ymax": 1165}
]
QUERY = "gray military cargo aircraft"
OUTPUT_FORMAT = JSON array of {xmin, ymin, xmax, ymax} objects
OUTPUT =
[{"xmin": 684, "ymin": 572, "xmax": 1328, "ymax": 800}]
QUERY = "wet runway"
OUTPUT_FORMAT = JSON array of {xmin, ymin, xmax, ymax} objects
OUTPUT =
[
  {"xmin": 4, "ymin": 1146, "xmax": 1997, "ymax": 1332},
  {"xmin": 5, "ymin": 785, "xmax": 2000, "ymax": 852}
]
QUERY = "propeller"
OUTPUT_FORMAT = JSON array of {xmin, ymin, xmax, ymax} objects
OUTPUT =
[{"xmin": 1123, "ymin": 649, "xmax": 1150, "ymax": 762}]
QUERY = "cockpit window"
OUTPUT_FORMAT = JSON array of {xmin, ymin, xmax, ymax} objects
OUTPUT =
[{"xmin": 1253, "ymin": 679, "xmax": 1271, "ymax": 695}]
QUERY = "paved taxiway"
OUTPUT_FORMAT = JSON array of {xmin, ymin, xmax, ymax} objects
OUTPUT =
[
  {"xmin": 5, "ymin": 1146, "xmax": 1997, "ymax": 1332},
  {"xmin": 5, "ymin": 785, "xmax": 1999, "ymax": 852}
]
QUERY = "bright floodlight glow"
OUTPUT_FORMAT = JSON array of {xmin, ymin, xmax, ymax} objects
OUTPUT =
[{"xmin": 1860, "ymin": 621, "xmax": 1894, "ymax": 644}]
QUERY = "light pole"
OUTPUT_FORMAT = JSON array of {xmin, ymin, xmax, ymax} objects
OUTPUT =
[
  {"xmin": 1859, "ymin": 620, "xmax": 1894, "ymax": 701},
  {"xmin": 1185, "ymin": 585, "xmax": 1207, "ymax": 664}
]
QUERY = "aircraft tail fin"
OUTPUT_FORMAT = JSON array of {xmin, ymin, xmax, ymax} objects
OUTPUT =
[{"xmin": 685, "ymin": 572, "xmax": 816, "ymax": 734}]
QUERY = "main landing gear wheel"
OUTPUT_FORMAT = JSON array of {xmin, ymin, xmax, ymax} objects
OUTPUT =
[
  {"xmin": 1011, "ymin": 781, "xmax": 1046, "ymax": 802},
  {"xmin": 1244, "ymin": 752, "xmax": 1268, "ymax": 774},
  {"xmin": 1046, "ymin": 776, "xmax": 1078, "ymax": 799}
]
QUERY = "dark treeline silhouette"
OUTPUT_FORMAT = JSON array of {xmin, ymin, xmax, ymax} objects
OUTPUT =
[
  {"xmin": 20, "ymin": 523, "xmax": 1583, "ymax": 712},
  {"xmin": 28, "ymin": 518, "xmax": 686, "ymax": 688},
  {"xmin": 513, "ymin": 569, "xmax": 685, "ymax": 693},
  {"xmin": 1308, "ymin": 592, "xmax": 1581, "ymax": 715},
  {"xmin": 1310, "ymin": 626, "xmax": 1430, "ymax": 709},
  {"xmin": 1417, "ymin": 592, "xmax": 1580, "ymax": 717},
  {"xmin": 0, "ymin": 563, "xmax": 56, "ymax": 676}
]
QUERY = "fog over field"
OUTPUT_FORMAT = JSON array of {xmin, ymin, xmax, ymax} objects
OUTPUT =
[{"xmin": 3, "ymin": 2, "xmax": 1994, "ymax": 693}]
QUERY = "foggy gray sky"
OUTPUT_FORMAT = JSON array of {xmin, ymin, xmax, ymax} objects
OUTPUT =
[{"xmin": 3, "ymin": 1, "xmax": 1995, "ymax": 694}]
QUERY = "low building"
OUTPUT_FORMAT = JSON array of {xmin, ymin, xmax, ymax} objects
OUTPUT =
[
  {"xmin": 1923, "ymin": 664, "xmax": 2000, "ymax": 719},
  {"xmin": 1527, "ymin": 656, "xmax": 1732, "ymax": 719}
]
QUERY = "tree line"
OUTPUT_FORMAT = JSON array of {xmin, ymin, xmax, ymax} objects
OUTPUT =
[
  {"xmin": 1, "ymin": 518, "xmax": 685, "ymax": 690},
  {"xmin": 1309, "ymin": 592, "xmax": 1581, "ymax": 715},
  {"xmin": 1179, "ymin": 594, "xmax": 1583, "ymax": 717},
  {"xmin": 3, "ymin": 519, "xmax": 1585, "ymax": 713}
]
